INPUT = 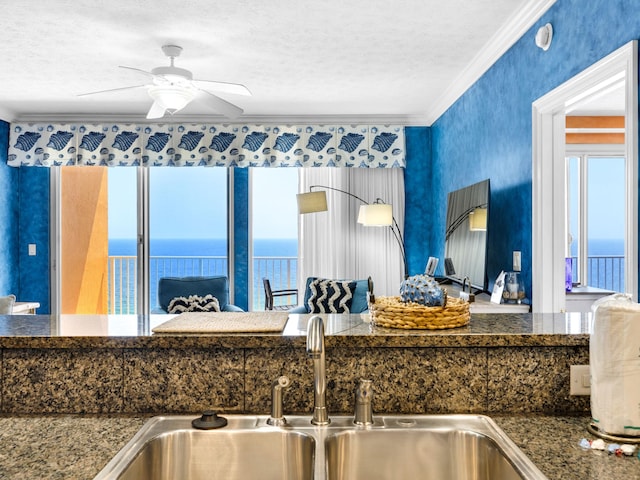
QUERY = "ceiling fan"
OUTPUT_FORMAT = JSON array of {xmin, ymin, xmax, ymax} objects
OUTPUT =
[{"xmin": 79, "ymin": 44, "xmax": 251, "ymax": 119}]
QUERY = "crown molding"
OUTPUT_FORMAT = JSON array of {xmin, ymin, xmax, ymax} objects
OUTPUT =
[
  {"xmin": 0, "ymin": 106, "xmax": 16, "ymax": 123},
  {"xmin": 12, "ymin": 113, "xmax": 431, "ymax": 126},
  {"xmin": 424, "ymin": 0, "xmax": 557, "ymax": 125}
]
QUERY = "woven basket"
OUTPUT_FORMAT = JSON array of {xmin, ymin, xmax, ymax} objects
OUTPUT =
[{"xmin": 369, "ymin": 295, "xmax": 470, "ymax": 330}]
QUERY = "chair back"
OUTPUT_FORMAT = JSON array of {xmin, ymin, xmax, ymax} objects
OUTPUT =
[
  {"xmin": 263, "ymin": 278, "xmax": 274, "ymax": 310},
  {"xmin": 158, "ymin": 276, "xmax": 230, "ymax": 312}
]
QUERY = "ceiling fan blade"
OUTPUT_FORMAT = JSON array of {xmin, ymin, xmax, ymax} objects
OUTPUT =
[
  {"xmin": 192, "ymin": 79, "xmax": 252, "ymax": 96},
  {"xmin": 196, "ymin": 89, "xmax": 244, "ymax": 118},
  {"xmin": 146, "ymin": 101, "xmax": 166, "ymax": 119},
  {"xmin": 119, "ymin": 65, "xmax": 156, "ymax": 78},
  {"xmin": 77, "ymin": 84, "xmax": 147, "ymax": 97}
]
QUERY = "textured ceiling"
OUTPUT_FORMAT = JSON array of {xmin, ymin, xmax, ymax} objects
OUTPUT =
[{"xmin": 0, "ymin": 0, "xmax": 553, "ymax": 124}]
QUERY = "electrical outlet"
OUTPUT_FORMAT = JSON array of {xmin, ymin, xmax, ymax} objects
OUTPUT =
[
  {"xmin": 513, "ymin": 251, "xmax": 521, "ymax": 271},
  {"xmin": 28, "ymin": 244, "xmax": 36, "ymax": 256},
  {"xmin": 570, "ymin": 365, "xmax": 591, "ymax": 395}
]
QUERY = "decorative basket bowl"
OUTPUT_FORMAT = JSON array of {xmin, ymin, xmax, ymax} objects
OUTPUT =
[{"xmin": 369, "ymin": 295, "xmax": 470, "ymax": 330}]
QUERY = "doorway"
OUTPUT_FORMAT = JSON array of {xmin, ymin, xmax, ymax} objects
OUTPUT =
[{"xmin": 532, "ymin": 40, "xmax": 638, "ymax": 312}]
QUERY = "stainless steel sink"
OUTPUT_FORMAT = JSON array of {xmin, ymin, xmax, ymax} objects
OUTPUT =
[
  {"xmin": 325, "ymin": 416, "xmax": 539, "ymax": 480},
  {"xmin": 94, "ymin": 415, "xmax": 548, "ymax": 480},
  {"xmin": 93, "ymin": 416, "xmax": 315, "ymax": 480}
]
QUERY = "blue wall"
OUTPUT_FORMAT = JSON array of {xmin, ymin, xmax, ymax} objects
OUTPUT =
[
  {"xmin": 0, "ymin": 122, "xmax": 49, "ymax": 310},
  {"xmin": 0, "ymin": 121, "xmax": 18, "ymax": 296},
  {"xmin": 428, "ymin": 0, "xmax": 640, "ymax": 297},
  {"xmin": 17, "ymin": 167, "xmax": 50, "ymax": 313},
  {"xmin": 404, "ymin": 126, "xmax": 432, "ymax": 275},
  {"xmin": 232, "ymin": 168, "xmax": 250, "ymax": 310}
]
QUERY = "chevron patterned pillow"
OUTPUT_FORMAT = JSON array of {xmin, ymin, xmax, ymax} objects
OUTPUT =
[
  {"xmin": 306, "ymin": 278, "xmax": 357, "ymax": 313},
  {"xmin": 167, "ymin": 294, "xmax": 220, "ymax": 314}
]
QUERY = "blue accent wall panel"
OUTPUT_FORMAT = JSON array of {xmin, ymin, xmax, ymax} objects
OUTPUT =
[
  {"xmin": 404, "ymin": 127, "xmax": 432, "ymax": 276},
  {"xmin": 430, "ymin": 0, "xmax": 640, "ymax": 298},
  {"xmin": 0, "ymin": 121, "xmax": 18, "ymax": 296},
  {"xmin": 232, "ymin": 168, "xmax": 249, "ymax": 310},
  {"xmin": 18, "ymin": 167, "xmax": 50, "ymax": 313}
]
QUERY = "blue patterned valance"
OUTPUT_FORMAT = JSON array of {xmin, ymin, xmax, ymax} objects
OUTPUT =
[{"xmin": 7, "ymin": 123, "xmax": 405, "ymax": 168}]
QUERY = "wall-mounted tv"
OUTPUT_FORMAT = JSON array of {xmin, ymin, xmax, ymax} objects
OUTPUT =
[{"xmin": 444, "ymin": 179, "xmax": 490, "ymax": 292}]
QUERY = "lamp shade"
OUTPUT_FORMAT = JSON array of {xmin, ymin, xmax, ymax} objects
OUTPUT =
[
  {"xmin": 469, "ymin": 207, "xmax": 487, "ymax": 231},
  {"xmin": 148, "ymin": 85, "xmax": 196, "ymax": 113},
  {"xmin": 297, "ymin": 191, "xmax": 328, "ymax": 214},
  {"xmin": 357, "ymin": 204, "xmax": 393, "ymax": 226}
]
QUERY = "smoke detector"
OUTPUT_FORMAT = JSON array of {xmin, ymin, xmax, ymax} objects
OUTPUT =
[{"xmin": 535, "ymin": 23, "xmax": 553, "ymax": 51}]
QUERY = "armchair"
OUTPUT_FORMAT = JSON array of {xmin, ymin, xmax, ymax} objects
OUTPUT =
[
  {"xmin": 289, "ymin": 276, "xmax": 371, "ymax": 314},
  {"xmin": 153, "ymin": 276, "xmax": 244, "ymax": 313}
]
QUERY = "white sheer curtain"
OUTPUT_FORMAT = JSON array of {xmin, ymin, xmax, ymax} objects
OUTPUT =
[{"xmin": 298, "ymin": 168, "xmax": 405, "ymax": 297}]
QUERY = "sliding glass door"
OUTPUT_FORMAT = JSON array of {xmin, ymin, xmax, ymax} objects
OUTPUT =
[
  {"xmin": 148, "ymin": 167, "xmax": 228, "ymax": 311},
  {"xmin": 55, "ymin": 165, "xmax": 302, "ymax": 314},
  {"xmin": 251, "ymin": 168, "xmax": 298, "ymax": 310}
]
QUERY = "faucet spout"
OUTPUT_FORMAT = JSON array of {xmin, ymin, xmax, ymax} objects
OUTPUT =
[
  {"xmin": 266, "ymin": 375, "xmax": 290, "ymax": 426},
  {"xmin": 306, "ymin": 315, "xmax": 330, "ymax": 425}
]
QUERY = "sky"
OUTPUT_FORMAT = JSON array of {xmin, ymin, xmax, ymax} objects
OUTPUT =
[
  {"xmin": 107, "ymin": 167, "xmax": 298, "ymax": 239},
  {"xmin": 108, "ymin": 158, "xmax": 624, "ymax": 244},
  {"xmin": 568, "ymin": 155, "xmax": 625, "ymax": 253}
]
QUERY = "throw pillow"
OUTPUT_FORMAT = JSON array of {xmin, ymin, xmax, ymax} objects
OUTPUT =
[
  {"xmin": 306, "ymin": 279, "xmax": 356, "ymax": 313},
  {"xmin": 167, "ymin": 294, "xmax": 220, "ymax": 314},
  {"xmin": 0, "ymin": 294, "xmax": 16, "ymax": 314}
]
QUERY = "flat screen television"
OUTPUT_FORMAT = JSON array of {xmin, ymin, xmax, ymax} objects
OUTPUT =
[{"xmin": 444, "ymin": 179, "xmax": 490, "ymax": 292}]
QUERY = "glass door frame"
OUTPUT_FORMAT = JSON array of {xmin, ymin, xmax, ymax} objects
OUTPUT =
[
  {"xmin": 565, "ymin": 145, "xmax": 625, "ymax": 288},
  {"xmin": 51, "ymin": 166, "xmax": 235, "ymax": 317}
]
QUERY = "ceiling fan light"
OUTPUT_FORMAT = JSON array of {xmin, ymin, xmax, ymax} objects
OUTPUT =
[{"xmin": 147, "ymin": 85, "xmax": 195, "ymax": 113}]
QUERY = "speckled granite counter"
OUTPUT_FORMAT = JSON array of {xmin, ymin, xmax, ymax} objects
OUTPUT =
[
  {"xmin": 0, "ymin": 414, "xmax": 637, "ymax": 479},
  {"xmin": 0, "ymin": 312, "xmax": 591, "ymax": 415},
  {"xmin": 0, "ymin": 311, "xmax": 590, "ymax": 347}
]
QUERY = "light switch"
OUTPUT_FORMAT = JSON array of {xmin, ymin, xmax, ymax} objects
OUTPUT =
[
  {"xmin": 513, "ymin": 251, "xmax": 521, "ymax": 271},
  {"xmin": 570, "ymin": 365, "xmax": 590, "ymax": 395},
  {"xmin": 28, "ymin": 244, "xmax": 36, "ymax": 256}
]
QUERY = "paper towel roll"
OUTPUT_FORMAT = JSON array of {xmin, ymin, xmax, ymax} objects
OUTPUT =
[{"xmin": 590, "ymin": 293, "xmax": 640, "ymax": 437}]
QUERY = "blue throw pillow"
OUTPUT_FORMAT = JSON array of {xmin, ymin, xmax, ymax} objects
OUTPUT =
[{"xmin": 306, "ymin": 278, "xmax": 357, "ymax": 313}]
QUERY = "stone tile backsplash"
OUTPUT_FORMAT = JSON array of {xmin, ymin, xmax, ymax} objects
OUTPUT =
[{"xmin": 0, "ymin": 344, "xmax": 590, "ymax": 415}]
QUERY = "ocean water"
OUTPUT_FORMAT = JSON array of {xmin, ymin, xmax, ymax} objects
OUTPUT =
[
  {"xmin": 109, "ymin": 238, "xmax": 297, "ymax": 256},
  {"xmin": 569, "ymin": 238, "xmax": 625, "ymax": 292},
  {"xmin": 573, "ymin": 238, "xmax": 624, "ymax": 256},
  {"xmin": 108, "ymin": 238, "xmax": 298, "ymax": 313}
]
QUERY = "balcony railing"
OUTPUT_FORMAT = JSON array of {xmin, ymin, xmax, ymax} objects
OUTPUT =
[
  {"xmin": 571, "ymin": 255, "xmax": 625, "ymax": 292},
  {"xmin": 108, "ymin": 255, "xmax": 297, "ymax": 314},
  {"xmin": 108, "ymin": 254, "xmax": 624, "ymax": 314}
]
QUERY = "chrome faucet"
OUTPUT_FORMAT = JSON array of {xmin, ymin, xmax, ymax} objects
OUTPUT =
[
  {"xmin": 306, "ymin": 315, "xmax": 330, "ymax": 425},
  {"xmin": 354, "ymin": 379, "xmax": 374, "ymax": 426}
]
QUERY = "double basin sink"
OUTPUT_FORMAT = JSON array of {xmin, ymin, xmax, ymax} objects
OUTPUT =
[{"xmin": 94, "ymin": 414, "xmax": 548, "ymax": 479}]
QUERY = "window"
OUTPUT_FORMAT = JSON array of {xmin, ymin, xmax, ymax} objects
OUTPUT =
[
  {"xmin": 54, "ymin": 166, "xmax": 301, "ymax": 314},
  {"xmin": 566, "ymin": 151, "xmax": 626, "ymax": 292},
  {"xmin": 107, "ymin": 167, "xmax": 138, "ymax": 314},
  {"xmin": 149, "ymin": 167, "xmax": 228, "ymax": 311},
  {"xmin": 251, "ymin": 168, "xmax": 299, "ymax": 310}
]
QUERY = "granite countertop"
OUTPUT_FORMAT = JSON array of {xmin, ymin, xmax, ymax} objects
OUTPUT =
[
  {"xmin": 0, "ymin": 311, "xmax": 590, "ymax": 348},
  {"xmin": 0, "ymin": 414, "xmax": 637, "ymax": 479}
]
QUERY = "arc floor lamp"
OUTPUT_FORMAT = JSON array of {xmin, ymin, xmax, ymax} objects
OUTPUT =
[{"xmin": 297, "ymin": 185, "xmax": 408, "ymax": 278}]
